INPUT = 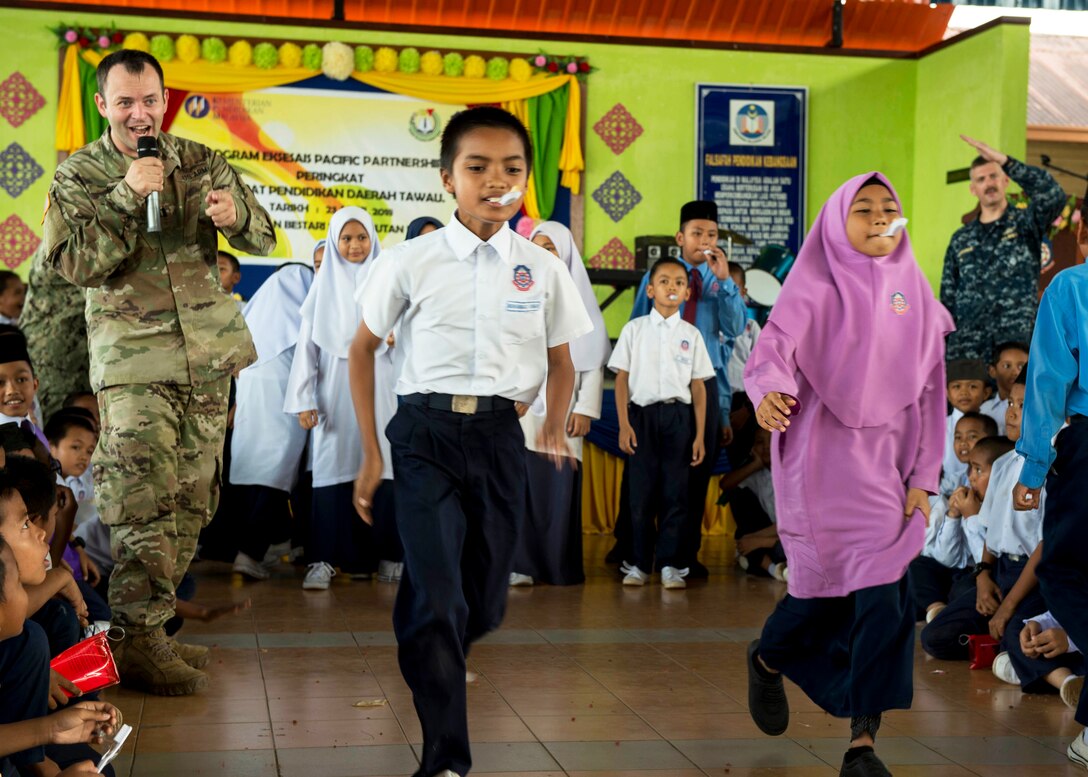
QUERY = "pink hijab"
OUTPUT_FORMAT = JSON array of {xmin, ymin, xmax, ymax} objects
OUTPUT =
[{"xmin": 766, "ymin": 172, "xmax": 953, "ymax": 429}]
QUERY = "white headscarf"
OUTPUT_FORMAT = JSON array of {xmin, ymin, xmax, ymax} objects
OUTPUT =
[
  {"xmin": 299, "ymin": 207, "xmax": 381, "ymax": 359},
  {"xmin": 312, "ymin": 239, "xmax": 326, "ymax": 269},
  {"xmin": 530, "ymin": 221, "xmax": 610, "ymax": 371},
  {"xmin": 243, "ymin": 263, "xmax": 314, "ymax": 367}
]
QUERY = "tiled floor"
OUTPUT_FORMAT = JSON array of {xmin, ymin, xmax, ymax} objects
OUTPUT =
[{"xmin": 98, "ymin": 536, "xmax": 1085, "ymax": 776}]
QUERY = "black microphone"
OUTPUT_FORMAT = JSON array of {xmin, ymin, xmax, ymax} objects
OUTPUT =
[{"xmin": 136, "ymin": 135, "xmax": 161, "ymax": 233}]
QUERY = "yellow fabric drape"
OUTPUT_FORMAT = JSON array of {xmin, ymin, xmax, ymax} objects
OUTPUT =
[
  {"xmin": 76, "ymin": 50, "xmax": 584, "ymax": 193},
  {"xmin": 581, "ymin": 441, "xmax": 734, "ymax": 536},
  {"xmin": 56, "ymin": 45, "xmax": 86, "ymax": 154},
  {"xmin": 501, "ymin": 99, "xmax": 543, "ymax": 220}
]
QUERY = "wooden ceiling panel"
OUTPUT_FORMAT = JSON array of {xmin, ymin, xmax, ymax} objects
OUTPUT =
[{"xmin": 22, "ymin": 0, "xmax": 955, "ymax": 53}]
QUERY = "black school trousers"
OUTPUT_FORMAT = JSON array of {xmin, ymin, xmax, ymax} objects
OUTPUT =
[
  {"xmin": 1037, "ymin": 419, "xmax": 1088, "ymax": 725},
  {"xmin": 627, "ymin": 401, "xmax": 694, "ymax": 572},
  {"xmin": 388, "ymin": 402, "xmax": 526, "ymax": 777}
]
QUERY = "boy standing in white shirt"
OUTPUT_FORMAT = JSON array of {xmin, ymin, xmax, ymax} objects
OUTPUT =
[{"xmin": 609, "ymin": 257, "xmax": 715, "ymax": 590}]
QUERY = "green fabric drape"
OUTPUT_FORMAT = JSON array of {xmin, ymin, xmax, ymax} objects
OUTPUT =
[
  {"xmin": 527, "ymin": 86, "xmax": 568, "ymax": 220},
  {"xmin": 77, "ymin": 56, "xmax": 107, "ymax": 142}
]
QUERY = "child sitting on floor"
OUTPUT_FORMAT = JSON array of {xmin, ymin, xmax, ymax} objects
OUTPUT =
[
  {"xmin": 980, "ymin": 341, "xmax": 1028, "ymax": 435},
  {"xmin": 719, "ymin": 426, "xmax": 786, "ymax": 581},
  {"xmin": 941, "ymin": 359, "xmax": 992, "ymax": 497}
]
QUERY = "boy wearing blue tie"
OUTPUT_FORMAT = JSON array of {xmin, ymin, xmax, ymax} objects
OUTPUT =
[{"xmin": 348, "ymin": 107, "xmax": 591, "ymax": 777}]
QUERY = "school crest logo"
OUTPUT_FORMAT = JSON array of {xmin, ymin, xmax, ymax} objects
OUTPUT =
[
  {"xmin": 730, "ymin": 100, "xmax": 774, "ymax": 147},
  {"xmin": 409, "ymin": 108, "xmax": 442, "ymax": 141},
  {"xmin": 890, "ymin": 292, "xmax": 910, "ymax": 316},
  {"xmin": 512, "ymin": 264, "xmax": 534, "ymax": 292},
  {"xmin": 184, "ymin": 94, "xmax": 211, "ymax": 119},
  {"xmin": 680, "ymin": 339, "xmax": 691, "ymax": 352}
]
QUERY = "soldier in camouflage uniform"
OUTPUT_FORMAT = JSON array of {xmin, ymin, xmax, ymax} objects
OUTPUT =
[
  {"xmin": 941, "ymin": 136, "xmax": 1066, "ymax": 362},
  {"xmin": 20, "ymin": 244, "xmax": 91, "ymax": 421},
  {"xmin": 42, "ymin": 50, "xmax": 275, "ymax": 696}
]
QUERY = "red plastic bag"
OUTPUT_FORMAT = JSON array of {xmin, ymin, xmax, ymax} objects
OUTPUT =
[
  {"xmin": 964, "ymin": 634, "xmax": 1000, "ymax": 670},
  {"xmin": 49, "ymin": 629, "xmax": 120, "ymax": 696}
]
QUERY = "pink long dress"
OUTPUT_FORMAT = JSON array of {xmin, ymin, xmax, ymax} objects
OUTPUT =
[{"xmin": 745, "ymin": 322, "xmax": 946, "ymax": 599}]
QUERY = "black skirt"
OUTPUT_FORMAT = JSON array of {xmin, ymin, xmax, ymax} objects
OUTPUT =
[
  {"xmin": 758, "ymin": 576, "xmax": 915, "ymax": 718},
  {"xmin": 512, "ymin": 451, "xmax": 585, "ymax": 585}
]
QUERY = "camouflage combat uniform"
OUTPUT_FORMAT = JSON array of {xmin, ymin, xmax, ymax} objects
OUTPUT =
[
  {"xmin": 20, "ymin": 244, "xmax": 91, "ymax": 421},
  {"xmin": 940, "ymin": 158, "xmax": 1066, "ymax": 362},
  {"xmin": 43, "ymin": 129, "xmax": 275, "ymax": 632}
]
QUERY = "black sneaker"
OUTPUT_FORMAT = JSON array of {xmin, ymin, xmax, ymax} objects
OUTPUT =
[
  {"xmin": 746, "ymin": 639, "xmax": 789, "ymax": 735},
  {"xmin": 840, "ymin": 748, "xmax": 892, "ymax": 777}
]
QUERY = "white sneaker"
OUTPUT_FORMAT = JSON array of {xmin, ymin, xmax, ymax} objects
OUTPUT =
[
  {"xmin": 1061, "ymin": 675, "xmax": 1085, "ymax": 711},
  {"xmin": 621, "ymin": 562, "xmax": 649, "ymax": 586},
  {"xmin": 436, "ymin": 771, "xmax": 462, "ymax": 777},
  {"xmin": 261, "ymin": 542, "xmax": 291, "ymax": 567},
  {"xmin": 661, "ymin": 566, "xmax": 689, "ymax": 589},
  {"xmin": 303, "ymin": 561, "xmax": 336, "ymax": 590},
  {"xmin": 992, "ymin": 652, "xmax": 1021, "ymax": 685},
  {"xmin": 737, "ymin": 554, "xmax": 749, "ymax": 571},
  {"xmin": 769, "ymin": 563, "xmax": 788, "ymax": 582},
  {"xmin": 82, "ymin": 620, "xmax": 110, "ymax": 640},
  {"xmin": 377, "ymin": 560, "xmax": 403, "ymax": 583},
  {"xmin": 925, "ymin": 603, "xmax": 947, "ymax": 624},
  {"xmin": 233, "ymin": 551, "xmax": 270, "ymax": 581},
  {"xmin": 465, "ymin": 670, "xmax": 478, "ymax": 684},
  {"xmin": 1069, "ymin": 728, "xmax": 1088, "ymax": 769},
  {"xmin": 509, "ymin": 572, "xmax": 534, "ymax": 587}
]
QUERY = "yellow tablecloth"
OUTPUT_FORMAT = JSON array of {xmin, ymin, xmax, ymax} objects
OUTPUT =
[{"xmin": 581, "ymin": 441, "xmax": 735, "ymax": 536}]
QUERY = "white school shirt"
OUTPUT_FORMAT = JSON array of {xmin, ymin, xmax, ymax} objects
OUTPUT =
[
  {"xmin": 940, "ymin": 410, "xmax": 967, "ymax": 497},
  {"xmin": 981, "ymin": 395, "xmax": 1008, "ymax": 436},
  {"xmin": 727, "ymin": 317, "xmax": 762, "ymax": 396},
  {"xmin": 979, "ymin": 450, "xmax": 1044, "ymax": 559},
  {"xmin": 1026, "ymin": 612, "xmax": 1080, "ymax": 653},
  {"xmin": 57, "ymin": 470, "xmax": 98, "ymax": 528},
  {"xmin": 360, "ymin": 214, "xmax": 592, "ymax": 402},
  {"xmin": 739, "ymin": 467, "xmax": 776, "ymax": 523},
  {"xmin": 920, "ymin": 495, "xmax": 972, "ymax": 569},
  {"xmin": 0, "ymin": 314, "xmax": 18, "ymax": 326},
  {"xmin": 608, "ymin": 309, "xmax": 715, "ymax": 406}
]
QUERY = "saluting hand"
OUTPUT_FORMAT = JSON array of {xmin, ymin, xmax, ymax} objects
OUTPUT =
[
  {"xmin": 124, "ymin": 156, "xmax": 164, "ymax": 199},
  {"xmin": 960, "ymin": 135, "xmax": 1008, "ymax": 167},
  {"xmin": 205, "ymin": 189, "xmax": 238, "ymax": 229}
]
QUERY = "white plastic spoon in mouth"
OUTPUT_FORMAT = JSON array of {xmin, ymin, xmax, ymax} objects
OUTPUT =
[
  {"xmin": 487, "ymin": 189, "xmax": 523, "ymax": 206},
  {"xmin": 668, "ymin": 294, "xmax": 679, "ymax": 301},
  {"xmin": 880, "ymin": 217, "xmax": 908, "ymax": 237}
]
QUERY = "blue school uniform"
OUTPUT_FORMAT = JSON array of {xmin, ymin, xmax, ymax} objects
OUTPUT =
[{"xmin": 1017, "ymin": 264, "xmax": 1088, "ymax": 725}]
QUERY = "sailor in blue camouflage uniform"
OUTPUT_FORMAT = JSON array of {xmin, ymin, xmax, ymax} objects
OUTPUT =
[{"xmin": 940, "ymin": 136, "xmax": 1066, "ymax": 363}]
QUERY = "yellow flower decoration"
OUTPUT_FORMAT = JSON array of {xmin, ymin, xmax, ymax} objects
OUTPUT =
[
  {"xmin": 229, "ymin": 40, "xmax": 253, "ymax": 67},
  {"xmin": 464, "ymin": 55, "xmax": 486, "ymax": 79},
  {"xmin": 420, "ymin": 50, "xmax": 444, "ymax": 76},
  {"xmin": 279, "ymin": 42, "xmax": 302, "ymax": 69},
  {"xmin": 374, "ymin": 47, "xmax": 398, "ymax": 73},
  {"xmin": 121, "ymin": 32, "xmax": 150, "ymax": 53},
  {"xmin": 509, "ymin": 58, "xmax": 532, "ymax": 82},
  {"xmin": 176, "ymin": 34, "xmax": 200, "ymax": 64}
]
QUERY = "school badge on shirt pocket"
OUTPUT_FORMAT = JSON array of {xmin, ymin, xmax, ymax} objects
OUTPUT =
[{"xmin": 675, "ymin": 338, "xmax": 693, "ymax": 364}]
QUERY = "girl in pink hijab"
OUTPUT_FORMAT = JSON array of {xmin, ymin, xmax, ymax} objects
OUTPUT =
[{"xmin": 743, "ymin": 173, "xmax": 953, "ymax": 777}]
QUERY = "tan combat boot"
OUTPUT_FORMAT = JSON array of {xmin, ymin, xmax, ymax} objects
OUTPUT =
[
  {"xmin": 114, "ymin": 628, "xmax": 208, "ymax": 696},
  {"xmin": 167, "ymin": 636, "xmax": 210, "ymax": 670}
]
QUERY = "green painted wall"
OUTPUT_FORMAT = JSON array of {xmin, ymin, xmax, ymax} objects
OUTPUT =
[{"xmin": 2, "ymin": 8, "xmax": 1028, "ymax": 323}]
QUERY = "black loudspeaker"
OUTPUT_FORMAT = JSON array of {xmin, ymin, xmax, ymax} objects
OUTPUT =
[{"xmin": 634, "ymin": 235, "xmax": 681, "ymax": 271}]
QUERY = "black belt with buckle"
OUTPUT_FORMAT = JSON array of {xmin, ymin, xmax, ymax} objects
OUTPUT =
[{"xmin": 402, "ymin": 393, "xmax": 516, "ymax": 415}]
